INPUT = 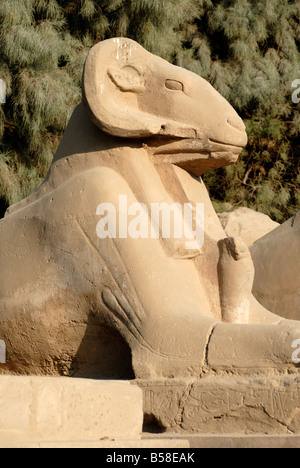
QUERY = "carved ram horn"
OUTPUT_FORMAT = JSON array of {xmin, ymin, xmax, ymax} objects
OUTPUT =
[
  {"xmin": 83, "ymin": 38, "xmax": 163, "ymax": 138},
  {"xmin": 82, "ymin": 38, "xmax": 194, "ymax": 139}
]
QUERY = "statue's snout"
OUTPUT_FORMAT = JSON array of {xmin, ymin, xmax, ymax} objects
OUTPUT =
[
  {"xmin": 204, "ymin": 110, "xmax": 248, "ymax": 151},
  {"xmin": 222, "ymin": 114, "xmax": 248, "ymax": 148}
]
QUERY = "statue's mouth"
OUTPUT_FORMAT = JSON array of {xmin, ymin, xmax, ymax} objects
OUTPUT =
[
  {"xmin": 153, "ymin": 138, "xmax": 244, "ymax": 156},
  {"xmin": 150, "ymin": 138, "xmax": 244, "ymax": 176}
]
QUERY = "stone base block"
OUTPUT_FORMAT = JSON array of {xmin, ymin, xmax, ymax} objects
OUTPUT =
[
  {"xmin": 0, "ymin": 439, "xmax": 190, "ymax": 448},
  {"xmin": 145, "ymin": 434, "xmax": 300, "ymax": 448},
  {"xmin": 0, "ymin": 376, "xmax": 143, "ymax": 443},
  {"xmin": 136, "ymin": 374, "xmax": 300, "ymax": 434}
]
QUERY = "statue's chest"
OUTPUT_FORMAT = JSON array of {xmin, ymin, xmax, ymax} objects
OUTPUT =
[{"xmin": 118, "ymin": 153, "xmax": 226, "ymax": 257}]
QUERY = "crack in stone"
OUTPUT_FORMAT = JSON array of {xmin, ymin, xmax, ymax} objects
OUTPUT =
[
  {"xmin": 204, "ymin": 323, "xmax": 218, "ymax": 368},
  {"xmin": 174, "ymin": 381, "xmax": 194, "ymax": 430}
]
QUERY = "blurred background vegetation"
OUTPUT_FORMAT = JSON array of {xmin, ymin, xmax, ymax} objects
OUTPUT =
[{"xmin": 0, "ymin": 0, "xmax": 299, "ymax": 221}]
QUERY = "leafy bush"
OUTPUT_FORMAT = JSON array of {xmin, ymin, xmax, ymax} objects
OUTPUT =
[{"xmin": 0, "ymin": 0, "xmax": 299, "ymax": 221}]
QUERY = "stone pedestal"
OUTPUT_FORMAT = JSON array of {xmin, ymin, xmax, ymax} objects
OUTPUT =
[
  {"xmin": 0, "ymin": 375, "xmax": 189, "ymax": 448},
  {"xmin": 136, "ymin": 374, "xmax": 300, "ymax": 434},
  {"xmin": 0, "ymin": 376, "xmax": 143, "ymax": 443}
]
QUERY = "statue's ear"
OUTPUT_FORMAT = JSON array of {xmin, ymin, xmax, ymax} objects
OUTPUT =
[
  {"xmin": 83, "ymin": 38, "xmax": 163, "ymax": 138},
  {"xmin": 107, "ymin": 66, "xmax": 146, "ymax": 94}
]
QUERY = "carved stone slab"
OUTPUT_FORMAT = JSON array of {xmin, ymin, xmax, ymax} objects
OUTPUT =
[
  {"xmin": 0, "ymin": 376, "xmax": 143, "ymax": 443},
  {"xmin": 136, "ymin": 375, "xmax": 300, "ymax": 434}
]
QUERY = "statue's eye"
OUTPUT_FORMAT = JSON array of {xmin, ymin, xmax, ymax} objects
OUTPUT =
[{"xmin": 165, "ymin": 80, "xmax": 184, "ymax": 92}]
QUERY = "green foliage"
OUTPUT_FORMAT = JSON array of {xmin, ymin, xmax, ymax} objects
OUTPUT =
[
  {"xmin": 0, "ymin": 0, "xmax": 299, "ymax": 221},
  {"xmin": 0, "ymin": 0, "xmax": 81, "ymax": 215}
]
